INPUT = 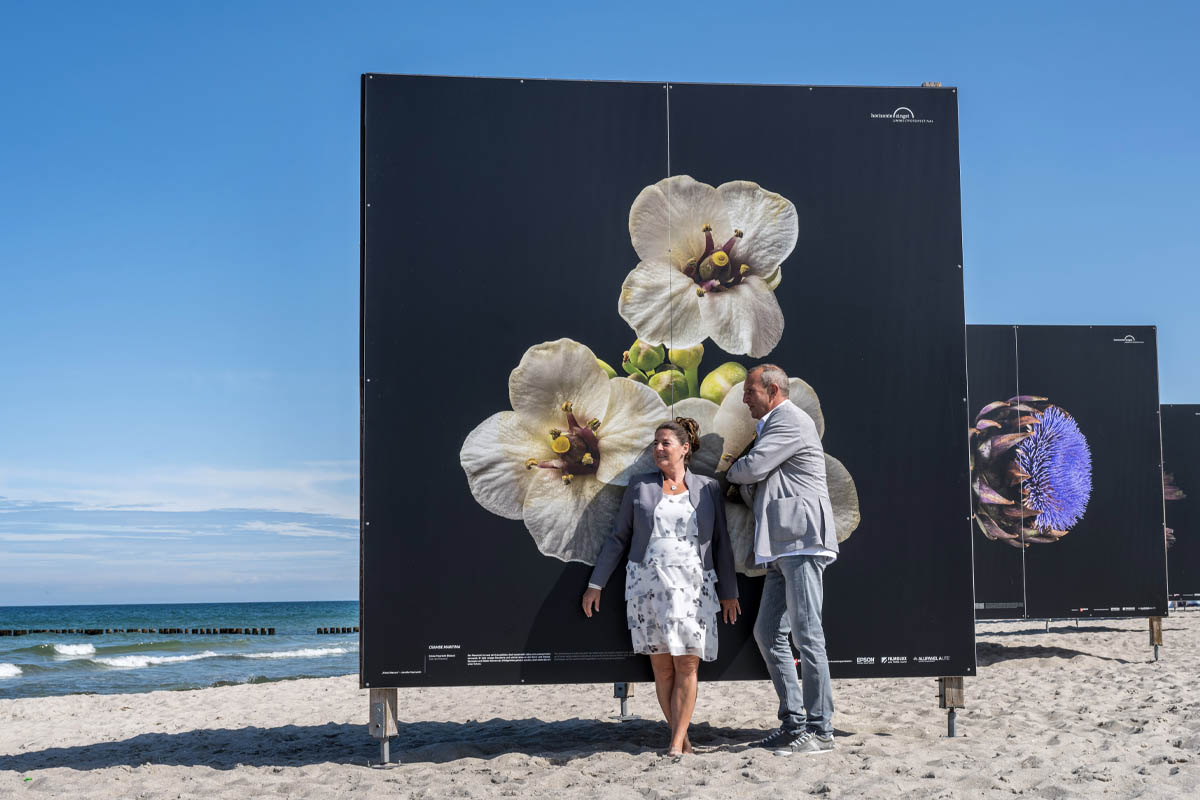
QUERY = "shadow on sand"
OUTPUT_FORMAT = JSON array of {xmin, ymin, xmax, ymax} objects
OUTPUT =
[
  {"xmin": 0, "ymin": 718, "xmax": 783, "ymax": 771},
  {"xmin": 975, "ymin": 641, "xmax": 1133, "ymax": 666}
]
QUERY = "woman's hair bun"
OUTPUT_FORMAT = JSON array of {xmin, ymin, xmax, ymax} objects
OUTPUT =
[{"xmin": 673, "ymin": 416, "xmax": 701, "ymax": 456}]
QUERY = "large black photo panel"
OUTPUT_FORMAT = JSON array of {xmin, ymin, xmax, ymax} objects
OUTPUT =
[
  {"xmin": 969, "ymin": 325, "xmax": 1167, "ymax": 619},
  {"xmin": 1164, "ymin": 405, "xmax": 1200, "ymax": 600},
  {"xmin": 362, "ymin": 77, "xmax": 974, "ymax": 688},
  {"xmin": 967, "ymin": 326, "xmax": 1026, "ymax": 619}
]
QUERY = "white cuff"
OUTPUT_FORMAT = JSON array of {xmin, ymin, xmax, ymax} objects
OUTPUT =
[{"xmin": 587, "ymin": 583, "xmax": 602, "ymax": 590}]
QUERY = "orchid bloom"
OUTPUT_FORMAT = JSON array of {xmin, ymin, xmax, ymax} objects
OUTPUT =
[
  {"xmin": 460, "ymin": 339, "xmax": 667, "ymax": 563},
  {"xmin": 619, "ymin": 176, "xmax": 798, "ymax": 358}
]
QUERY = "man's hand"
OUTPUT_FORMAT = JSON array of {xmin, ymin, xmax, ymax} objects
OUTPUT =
[
  {"xmin": 582, "ymin": 587, "xmax": 602, "ymax": 618},
  {"xmin": 720, "ymin": 597, "xmax": 742, "ymax": 624}
]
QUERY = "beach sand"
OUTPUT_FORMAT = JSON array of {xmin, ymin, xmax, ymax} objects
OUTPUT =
[{"xmin": 2, "ymin": 614, "xmax": 1198, "ymax": 798}]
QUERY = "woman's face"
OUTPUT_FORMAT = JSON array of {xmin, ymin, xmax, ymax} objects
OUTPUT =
[{"xmin": 652, "ymin": 430, "xmax": 688, "ymax": 472}]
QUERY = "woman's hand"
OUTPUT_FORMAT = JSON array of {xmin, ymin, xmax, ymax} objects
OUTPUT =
[
  {"xmin": 721, "ymin": 598, "xmax": 741, "ymax": 624},
  {"xmin": 582, "ymin": 587, "xmax": 602, "ymax": 618}
]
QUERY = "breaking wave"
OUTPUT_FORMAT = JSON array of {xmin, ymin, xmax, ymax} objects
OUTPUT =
[{"xmin": 243, "ymin": 647, "xmax": 350, "ymax": 659}]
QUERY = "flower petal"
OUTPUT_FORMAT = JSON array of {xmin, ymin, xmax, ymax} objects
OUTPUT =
[
  {"xmin": 459, "ymin": 411, "xmax": 538, "ymax": 520},
  {"xmin": 629, "ymin": 175, "xmax": 729, "ymax": 265},
  {"xmin": 825, "ymin": 454, "xmax": 861, "ymax": 544},
  {"xmin": 711, "ymin": 382, "xmax": 758, "ymax": 471},
  {"xmin": 697, "ymin": 276, "xmax": 785, "ymax": 358},
  {"xmin": 595, "ymin": 378, "xmax": 668, "ymax": 485},
  {"xmin": 618, "ymin": 261, "xmax": 707, "ymax": 349},
  {"xmin": 788, "ymin": 377, "xmax": 825, "ymax": 440},
  {"xmin": 509, "ymin": 339, "xmax": 611, "ymax": 436},
  {"xmin": 672, "ymin": 397, "xmax": 722, "ymax": 477},
  {"xmin": 522, "ymin": 472, "xmax": 626, "ymax": 564},
  {"xmin": 716, "ymin": 180, "xmax": 798, "ymax": 278},
  {"xmin": 725, "ymin": 501, "xmax": 766, "ymax": 577}
]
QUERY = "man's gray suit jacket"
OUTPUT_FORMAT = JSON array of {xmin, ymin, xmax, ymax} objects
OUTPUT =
[
  {"xmin": 589, "ymin": 469, "xmax": 739, "ymax": 602},
  {"xmin": 725, "ymin": 400, "xmax": 838, "ymax": 569}
]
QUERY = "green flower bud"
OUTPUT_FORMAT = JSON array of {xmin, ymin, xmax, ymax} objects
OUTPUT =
[
  {"xmin": 667, "ymin": 343, "xmax": 704, "ymax": 371},
  {"xmin": 700, "ymin": 361, "xmax": 748, "ymax": 405},
  {"xmin": 626, "ymin": 373, "xmax": 648, "ymax": 385},
  {"xmin": 648, "ymin": 369, "xmax": 689, "ymax": 405},
  {"xmin": 596, "ymin": 358, "xmax": 617, "ymax": 379},
  {"xmin": 627, "ymin": 339, "xmax": 666, "ymax": 372}
]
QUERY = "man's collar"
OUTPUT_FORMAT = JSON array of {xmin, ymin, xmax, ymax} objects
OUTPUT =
[{"xmin": 755, "ymin": 400, "xmax": 787, "ymax": 433}]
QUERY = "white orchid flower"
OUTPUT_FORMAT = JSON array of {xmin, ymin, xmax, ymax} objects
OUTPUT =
[
  {"xmin": 674, "ymin": 376, "xmax": 861, "ymax": 575},
  {"xmin": 619, "ymin": 175, "xmax": 798, "ymax": 358},
  {"xmin": 460, "ymin": 339, "xmax": 668, "ymax": 564}
]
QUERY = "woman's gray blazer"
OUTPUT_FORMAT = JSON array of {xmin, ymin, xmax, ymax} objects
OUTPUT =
[{"xmin": 588, "ymin": 468, "xmax": 739, "ymax": 601}]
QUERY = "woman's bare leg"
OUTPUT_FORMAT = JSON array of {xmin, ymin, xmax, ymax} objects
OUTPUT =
[
  {"xmin": 667, "ymin": 655, "xmax": 700, "ymax": 755},
  {"xmin": 648, "ymin": 654, "xmax": 676, "ymax": 747}
]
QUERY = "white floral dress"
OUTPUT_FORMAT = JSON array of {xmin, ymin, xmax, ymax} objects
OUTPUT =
[{"xmin": 625, "ymin": 492, "xmax": 720, "ymax": 661}]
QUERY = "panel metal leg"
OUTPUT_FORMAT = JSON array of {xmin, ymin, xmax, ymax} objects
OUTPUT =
[
  {"xmin": 611, "ymin": 682, "xmax": 640, "ymax": 721},
  {"xmin": 947, "ymin": 708, "xmax": 957, "ymax": 738}
]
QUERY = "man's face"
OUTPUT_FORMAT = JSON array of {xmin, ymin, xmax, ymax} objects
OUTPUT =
[{"xmin": 742, "ymin": 372, "xmax": 774, "ymax": 420}]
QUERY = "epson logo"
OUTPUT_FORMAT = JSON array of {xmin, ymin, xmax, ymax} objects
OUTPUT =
[{"xmin": 856, "ymin": 656, "xmax": 876, "ymax": 665}]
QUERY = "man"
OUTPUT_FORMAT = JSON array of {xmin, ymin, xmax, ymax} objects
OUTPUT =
[{"xmin": 725, "ymin": 364, "xmax": 838, "ymax": 756}]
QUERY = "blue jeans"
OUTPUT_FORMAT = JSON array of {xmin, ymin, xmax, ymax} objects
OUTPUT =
[{"xmin": 753, "ymin": 555, "xmax": 833, "ymax": 735}]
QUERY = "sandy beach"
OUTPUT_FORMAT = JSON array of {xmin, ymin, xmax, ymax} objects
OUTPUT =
[{"xmin": 2, "ymin": 614, "xmax": 1198, "ymax": 799}]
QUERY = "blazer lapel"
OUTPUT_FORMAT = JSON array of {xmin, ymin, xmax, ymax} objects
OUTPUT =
[
  {"xmin": 685, "ymin": 467, "xmax": 701, "ymax": 509},
  {"xmin": 646, "ymin": 473, "xmax": 665, "ymax": 507}
]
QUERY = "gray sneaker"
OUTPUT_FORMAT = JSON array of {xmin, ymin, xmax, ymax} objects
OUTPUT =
[
  {"xmin": 752, "ymin": 727, "xmax": 804, "ymax": 749},
  {"xmin": 772, "ymin": 729, "xmax": 834, "ymax": 756}
]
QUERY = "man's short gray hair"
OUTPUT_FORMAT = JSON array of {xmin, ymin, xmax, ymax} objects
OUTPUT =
[{"xmin": 750, "ymin": 364, "xmax": 789, "ymax": 397}]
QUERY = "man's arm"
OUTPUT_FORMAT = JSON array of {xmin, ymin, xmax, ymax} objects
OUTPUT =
[{"xmin": 726, "ymin": 414, "xmax": 802, "ymax": 485}]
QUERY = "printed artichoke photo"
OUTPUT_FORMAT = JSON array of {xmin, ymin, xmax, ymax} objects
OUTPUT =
[
  {"xmin": 971, "ymin": 396, "xmax": 1093, "ymax": 547},
  {"xmin": 672, "ymin": 376, "xmax": 861, "ymax": 574},
  {"xmin": 459, "ymin": 339, "xmax": 668, "ymax": 564},
  {"xmin": 618, "ymin": 175, "xmax": 798, "ymax": 358},
  {"xmin": 1164, "ymin": 472, "xmax": 1184, "ymax": 549}
]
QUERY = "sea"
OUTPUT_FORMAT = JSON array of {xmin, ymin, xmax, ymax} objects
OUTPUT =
[{"xmin": 0, "ymin": 601, "xmax": 358, "ymax": 699}]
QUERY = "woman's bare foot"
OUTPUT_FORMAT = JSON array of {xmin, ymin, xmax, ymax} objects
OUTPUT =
[{"xmin": 682, "ymin": 737, "xmax": 694, "ymax": 754}]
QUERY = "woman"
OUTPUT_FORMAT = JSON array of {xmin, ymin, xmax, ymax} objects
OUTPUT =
[{"xmin": 582, "ymin": 417, "xmax": 741, "ymax": 756}]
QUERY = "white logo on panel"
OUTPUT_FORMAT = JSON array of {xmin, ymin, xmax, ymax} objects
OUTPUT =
[{"xmin": 870, "ymin": 106, "xmax": 933, "ymax": 124}]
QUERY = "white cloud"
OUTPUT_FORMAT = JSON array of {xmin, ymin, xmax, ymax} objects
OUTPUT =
[
  {"xmin": 0, "ymin": 533, "xmax": 108, "ymax": 542},
  {"xmin": 237, "ymin": 521, "xmax": 355, "ymax": 539},
  {"xmin": 0, "ymin": 462, "xmax": 358, "ymax": 518}
]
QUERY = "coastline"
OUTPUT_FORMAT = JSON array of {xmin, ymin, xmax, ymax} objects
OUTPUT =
[{"xmin": 2, "ymin": 616, "xmax": 1198, "ymax": 798}]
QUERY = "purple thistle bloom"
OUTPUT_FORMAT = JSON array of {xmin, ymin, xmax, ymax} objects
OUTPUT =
[{"xmin": 1015, "ymin": 406, "xmax": 1093, "ymax": 532}]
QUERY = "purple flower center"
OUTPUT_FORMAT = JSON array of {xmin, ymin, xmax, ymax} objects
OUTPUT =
[
  {"xmin": 1015, "ymin": 406, "xmax": 1092, "ymax": 532},
  {"xmin": 682, "ymin": 226, "xmax": 750, "ymax": 295}
]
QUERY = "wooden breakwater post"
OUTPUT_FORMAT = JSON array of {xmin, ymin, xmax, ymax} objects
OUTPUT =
[{"xmin": 0, "ymin": 624, "xmax": 280, "ymax": 637}]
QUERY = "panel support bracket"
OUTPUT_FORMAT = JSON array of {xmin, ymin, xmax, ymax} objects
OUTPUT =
[
  {"xmin": 368, "ymin": 687, "xmax": 399, "ymax": 766},
  {"xmin": 938, "ymin": 677, "xmax": 965, "ymax": 737}
]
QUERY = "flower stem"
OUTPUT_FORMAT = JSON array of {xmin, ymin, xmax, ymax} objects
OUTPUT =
[{"xmin": 685, "ymin": 366, "xmax": 699, "ymax": 398}]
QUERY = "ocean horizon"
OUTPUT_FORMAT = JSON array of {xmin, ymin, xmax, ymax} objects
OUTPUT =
[{"xmin": 0, "ymin": 600, "xmax": 359, "ymax": 699}]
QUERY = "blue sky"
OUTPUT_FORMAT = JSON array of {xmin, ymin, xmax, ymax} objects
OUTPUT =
[{"xmin": 1, "ymin": 1, "xmax": 1196, "ymax": 604}]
